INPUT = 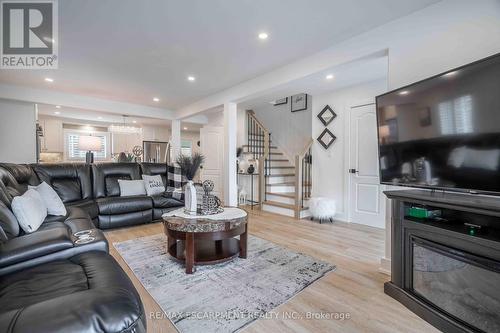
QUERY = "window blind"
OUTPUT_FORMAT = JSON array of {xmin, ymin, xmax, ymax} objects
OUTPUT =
[{"xmin": 67, "ymin": 133, "xmax": 107, "ymax": 159}]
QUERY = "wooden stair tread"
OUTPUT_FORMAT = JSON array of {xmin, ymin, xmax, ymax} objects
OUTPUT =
[
  {"xmin": 267, "ymin": 166, "xmax": 294, "ymax": 169},
  {"xmin": 263, "ymin": 200, "xmax": 295, "ymax": 210},
  {"xmin": 270, "ymin": 159, "xmax": 289, "ymax": 162},
  {"xmin": 267, "ymin": 182, "xmax": 296, "ymax": 186},
  {"xmin": 266, "ymin": 192, "xmax": 295, "ymax": 198},
  {"xmin": 266, "ymin": 173, "xmax": 295, "ymax": 177},
  {"xmin": 263, "ymin": 200, "xmax": 309, "ymax": 211}
]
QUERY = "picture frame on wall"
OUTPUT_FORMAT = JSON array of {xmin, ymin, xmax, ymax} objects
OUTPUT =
[
  {"xmin": 291, "ymin": 93, "xmax": 308, "ymax": 112},
  {"xmin": 317, "ymin": 128, "xmax": 336, "ymax": 149},
  {"xmin": 317, "ymin": 105, "xmax": 337, "ymax": 126},
  {"xmin": 273, "ymin": 97, "xmax": 288, "ymax": 106}
]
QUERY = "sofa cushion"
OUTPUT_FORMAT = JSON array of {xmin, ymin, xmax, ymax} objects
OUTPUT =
[
  {"xmin": 29, "ymin": 182, "xmax": 67, "ymax": 216},
  {"xmin": 0, "ymin": 227, "xmax": 73, "ymax": 268},
  {"xmin": 65, "ymin": 199, "xmax": 98, "ymax": 220},
  {"xmin": 167, "ymin": 165, "xmax": 188, "ymax": 188},
  {"xmin": 92, "ymin": 163, "xmax": 141, "ymax": 198},
  {"xmin": 118, "ymin": 179, "xmax": 146, "ymax": 196},
  {"xmin": 106, "ymin": 175, "xmax": 131, "ymax": 197},
  {"xmin": 151, "ymin": 194, "xmax": 184, "ymax": 209},
  {"xmin": 140, "ymin": 163, "xmax": 168, "ymax": 185},
  {"xmin": 0, "ymin": 201, "xmax": 19, "ymax": 239},
  {"xmin": 142, "ymin": 174, "xmax": 165, "ymax": 196},
  {"xmin": 32, "ymin": 164, "xmax": 93, "ymax": 203},
  {"xmin": 96, "ymin": 196, "xmax": 152, "ymax": 215},
  {"xmin": 0, "ymin": 163, "xmax": 39, "ymax": 193},
  {"xmin": 51, "ymin": 178, "xmax": 81, "ymax": 203},
  {"xmin": 11, "ymin": 189, "xmax": 47, "ymax": 234},
  {"xmin": 0, "ymin": 251, "xmax": 146, "ymax": 333}
]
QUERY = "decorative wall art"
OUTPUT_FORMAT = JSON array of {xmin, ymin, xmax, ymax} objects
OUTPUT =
[
  {"xmin": 291, "ymin": 93, "xmax": 308, "ymax": 112},
  {"xmin": 317, "ymin": 105, "xmax": 336, "ymax": 126},
  {"xmin": 273, "ymin": 97, "xmax": 288, "ymax": 106},
  {"xmin": 317, "ymin": 128, "xmax": 336, "ymax": 149}
]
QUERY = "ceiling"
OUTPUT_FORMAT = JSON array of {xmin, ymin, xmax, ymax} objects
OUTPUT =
[
  {"xmin": 0, "ymin": 0, "xmax": 439, "ymax": 110},
  {"xmin": 239, "ymin": 54, "xmax": 388, "ymax": 109},
  {"xmin": 37, "ymin": 104, "xmax": 203, "ymax": 131}
]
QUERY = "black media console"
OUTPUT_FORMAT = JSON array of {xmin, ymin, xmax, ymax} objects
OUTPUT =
[{"xmin": 384, "ymin": 190, "xmax": 500, "ymax": 333}]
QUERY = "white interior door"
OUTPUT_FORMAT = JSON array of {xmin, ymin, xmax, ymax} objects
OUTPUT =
[
  {"xmin": 349, "ymin": 104, "xmax": 386, "ymax": 228},
  {"xmin": 200, "ymin": 126, "xmax": 224, "ymax": 200}
]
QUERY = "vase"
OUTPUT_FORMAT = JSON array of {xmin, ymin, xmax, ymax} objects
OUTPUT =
[{"xmin": 184, "ymin": 180, "xmax": 197, "ymax": 215}]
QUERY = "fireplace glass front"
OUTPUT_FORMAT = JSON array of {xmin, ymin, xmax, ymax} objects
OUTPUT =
[{"xmin": 412, "ymin": 238, "xmax": 500, "ymax": 333}]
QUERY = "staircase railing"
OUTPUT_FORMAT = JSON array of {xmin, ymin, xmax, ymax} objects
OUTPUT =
[
  {"xmin": 246, "ymin": 110, "xmax": 271, "ymax": 206},
  {"xmin": 294, "ymin": 139, "xmax": 313, "ymax": 218}
]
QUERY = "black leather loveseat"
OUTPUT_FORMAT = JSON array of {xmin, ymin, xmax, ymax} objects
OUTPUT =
[{"xmin": 0, "ymin": 162, "xmax": 167, "ymax": 332}]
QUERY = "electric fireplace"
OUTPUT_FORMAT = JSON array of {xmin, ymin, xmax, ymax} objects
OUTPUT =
[{"xmin": 385, "ymin": 190, "xmax": 500, "ymax": 333}]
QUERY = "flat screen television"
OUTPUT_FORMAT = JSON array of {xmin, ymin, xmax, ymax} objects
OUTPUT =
[{"xmin": 376, "ymin": 53, "xmax": 500, "ymax": 195}]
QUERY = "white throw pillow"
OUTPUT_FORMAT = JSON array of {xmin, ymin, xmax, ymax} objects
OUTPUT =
[
  {"xmin": 29, "ymin": 182, "xmax": 67, "ymax": 216},
  {"xmin": 11, "ymin": 189, "xmax": 47, "ymax": 234},
  {"xmin": 118, "ymin": 179, "xmax": 146, "ymax": 196},
  {"xmin": 142, "ymin": 175, "xmax": 165, "ymax": 196}
]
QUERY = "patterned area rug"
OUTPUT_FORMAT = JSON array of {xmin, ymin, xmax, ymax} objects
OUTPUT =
[{"xmin": 114, "ymin": 234, "xmax": 334, "ymax": 333}]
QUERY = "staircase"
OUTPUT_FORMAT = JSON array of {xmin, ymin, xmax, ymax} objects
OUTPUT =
[{"xmin": 244, "ymin": 110, "xmax": 312, "ymax": 219}]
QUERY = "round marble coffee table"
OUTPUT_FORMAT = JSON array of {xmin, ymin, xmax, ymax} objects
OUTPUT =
[{"xmin": 162, "ymin": 207, "xmax": 248, "ymax": 274}]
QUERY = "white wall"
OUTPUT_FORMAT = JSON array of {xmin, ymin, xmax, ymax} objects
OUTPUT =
[
  {"xmin": 312, "ymin": 80, "xmax": 387, "ymax": 222},
  {"xmin": 251, "ymin": 95, "xmax": 312, "ymax": 159},
  {"xmin": 0, "ymin": 99, "xmax": 37, "ymax": 163}
]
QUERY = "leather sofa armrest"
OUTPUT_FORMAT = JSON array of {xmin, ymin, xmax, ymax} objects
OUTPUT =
[{"xmin": 0, "ymin": 227, "xmax": 73, "ymax": 268}]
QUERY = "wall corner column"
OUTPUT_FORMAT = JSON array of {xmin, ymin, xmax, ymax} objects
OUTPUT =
[
  {"xmin": 223, "ymin": 102, "xmax": 237, "ymax": 206},
  {"xmin": 171, "ymin": 119, "xmax": 181, "ymax": 162}
]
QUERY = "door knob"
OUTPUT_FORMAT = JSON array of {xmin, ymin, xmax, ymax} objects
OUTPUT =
[{"xmin": 349, "ymin": 169, "xmax": 358, "ymax": 174}]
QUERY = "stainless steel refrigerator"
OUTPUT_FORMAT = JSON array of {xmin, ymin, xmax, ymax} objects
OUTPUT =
[{"xmin": 142, "ymin": 141, "xmax": 170, "ymax": 163}]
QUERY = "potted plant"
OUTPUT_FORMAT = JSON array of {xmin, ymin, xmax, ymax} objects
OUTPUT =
[{"xmin": 176, "ymin": 153, "xmax": 205, "ymax": 214}]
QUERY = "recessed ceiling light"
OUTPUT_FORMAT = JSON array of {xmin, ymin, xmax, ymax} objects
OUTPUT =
[
  {"xmin": 153, "ymin": 97, "xmax": 160, "ymax": 102},
  {"xmin": 97, "ymin": 116, "xmax": 103, "ymax": 120},
  {"xmin": 399, "ymin": 90, "xmax": 409, "ymax": 95},
  {"xmin": 132, "ymin": 120, "xmax": 137, "ymax": 124},
  {"xmin": 326, "ymin": 74, "xmax": 334, "ymax": 80},
  {"xmin": 187, "ymin": 76, "xmax": 196, "ymax": 82},
  {"xmin": 54, "ymin": 111, "xmax": 60, "ymax": 115},
  {"xmin": 443, "ymin": 71, "xmax": 457, "ymax": 77},
  {"xmin": 258, "ymin": 32, "xmax": 268, "ymax": 40},
  {"xmin": 44, "ymin": 78, "xmax": 54, "ymax": 83},
  {"xmin": 55, "ymin": 105, "xmax": 61, "ymax": 109},
  {"xmin": 183, "ymin": 127, "xmax": 188, "ymax": 130}
]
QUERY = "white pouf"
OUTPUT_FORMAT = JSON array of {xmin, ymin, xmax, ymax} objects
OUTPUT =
[{"xmin": 309, "ymin": 197, "xmax": 336, "ymax": 223}]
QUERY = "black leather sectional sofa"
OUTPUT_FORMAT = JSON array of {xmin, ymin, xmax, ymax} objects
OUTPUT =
[{"xmin": 0, "ymin": 162, "xmax": 185, "ymax": 333}]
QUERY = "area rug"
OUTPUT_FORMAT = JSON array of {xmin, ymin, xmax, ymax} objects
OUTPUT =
[{"xmin": 114, "ymin": 234, "xmax": 334, "ymax": 333}]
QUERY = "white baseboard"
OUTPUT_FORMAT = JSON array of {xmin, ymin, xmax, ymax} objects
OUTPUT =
[{"xmin": 379, "ymin": 257, "xmax": 391, "ymax": 275}]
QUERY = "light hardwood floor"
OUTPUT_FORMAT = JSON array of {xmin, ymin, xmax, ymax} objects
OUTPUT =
[{"xmin": 105, "ymin": 208, "xmax": 439, "ymax": 333}]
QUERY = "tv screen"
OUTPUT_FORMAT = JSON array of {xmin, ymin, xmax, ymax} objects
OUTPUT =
[{"xmin": 376, "ymin": 53, "xmax": 500, "ymax": 194}]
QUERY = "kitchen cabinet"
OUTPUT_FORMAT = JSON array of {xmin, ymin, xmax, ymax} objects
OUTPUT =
[
  {"xmin": 40, "ymin": 118, "xmax": 63, "ymax": 152},
  {"xmin": 112, "ymin": 133, "xmax": 142, "ymax": 155},
  {"xmin": 142, "ymin": 125, "xmax": 169, "ymax": 142}
]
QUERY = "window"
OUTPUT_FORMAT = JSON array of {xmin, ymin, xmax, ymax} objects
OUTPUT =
[
  {"xmin": 181, "ymin": 140, "xmax": 193, "ymax": 157},
  {"xmin": 170, "ymin": 140, "xmax": 193, "ymax": 158},
  {"xmin": 65, "ymin": 131, "xmax": 109, "ymax": 161}
]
